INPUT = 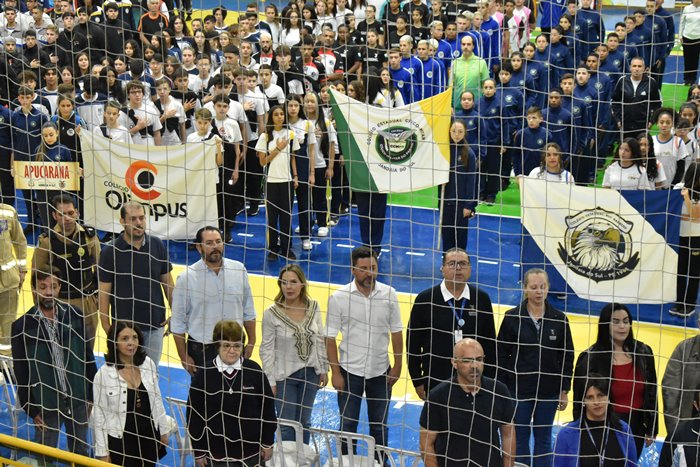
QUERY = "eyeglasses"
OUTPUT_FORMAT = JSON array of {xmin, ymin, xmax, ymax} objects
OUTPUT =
[
  {"xmin": 445, "ymin": 260, "xmax": 470, "ymax": 269},
  {"xmin": 454, "ymin": 357, "xmax": 485, "ymax": 364},
  {"xmin": 221, "ymin": 342, "xmax": 244, "ymax": 351}
]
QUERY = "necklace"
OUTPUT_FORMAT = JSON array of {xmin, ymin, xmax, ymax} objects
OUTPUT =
[{"xmin": 223, "ymin": 369, "xmax": 239, "ymax": 394}]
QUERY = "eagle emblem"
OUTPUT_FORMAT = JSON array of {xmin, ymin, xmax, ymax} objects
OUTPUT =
[
  {"xmin": 558, "ymin": 207, "xmax": 640, "ymax": 282},
  {"xmin": 375, "ymin": 126, "xmax": 418, "ymax": 164}
]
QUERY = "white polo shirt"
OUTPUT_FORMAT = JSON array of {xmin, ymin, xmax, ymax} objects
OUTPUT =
[{"xmin": 326, "ymin": 280, "xmax": 403, "ymax": 378}]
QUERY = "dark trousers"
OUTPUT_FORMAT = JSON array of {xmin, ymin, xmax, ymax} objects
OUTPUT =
[
  {"xmin": 243, "ymin": 143, "xmax": 263, "ymax": 210},
  {"xmin": 651, "ymin": 57, "xmax": 666, "ymax": 89},
  {"xmin": 266, "ymin": 181, "xmax": 293, "ymax": 256},
  {"xmin": 441, "ymin": 202, "xmax": 470, "ymax": 252},
  {"xmin": 217, "ymin": 166, "xmax": 239, "ymax": 231},
  {"xmin": 337, "ymin": 367, "xmax": 390, "ymax": 453},
  {"xmin": 617, "ymin": 409, "xmax": 646, "ymax": 461},
  {"xmin": 312, "ymin": 167, "xmax": 328, "ymax": 228},
  {"xmin": 295, "ymin": 179, "xmax": 312, "ymax": 239},
  {"xmin": 36, "ymin": 399, "xmax": 90, "ymax": 458},
  {"xmin": 22, "ymin": 189, "xmax": 38, "ymax": 228},
  {"xmin": 330, "ymin": 159, "xmax": 350, "ymax": 214},
  {"xmin": 682, "ymin": 37, "xmax": 700, "ymax": 84},
  {"xmin": 483, "ymin": 144, "xmax": 503, "ymax": 197},
  {"xmin": 0, "ymin": 149, "xmax": 14, "ymax": 207},
  {"xmin": 571, "ymin": 148, "xmax": 595, "ymax": 185},
  {"xmin": 677, "ymin": 235, "xmax": 700, "ymax": 308},
  {"xmin": 355, "ymin": 191, "xmax": 387, "ymax": 252},
  {"xmin": 186, "ymin": 337, "xmax": 213, "ymax": 371}
]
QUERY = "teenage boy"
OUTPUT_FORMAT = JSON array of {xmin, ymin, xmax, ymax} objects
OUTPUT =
[
  {"xmin": 211, "ymin": 95, "xmax": 243, "ymax": 241},
  {"xmin": 155, "ymin": 78, "xmax": 186, "ymax": 145},
  {"xmin": 513, "ymin": 106, "xmax": 553, "ymax": 176},
  {"xmin": 118, "ymin": 80, "xmax": 162, "ymax": 145},
  {"xmin": 75, "ymin": 75, "xmax": 108, "ymax": 130},
  {"xmin": 171, "ymin": 68, "xmax": 201, "ymax": 137}
]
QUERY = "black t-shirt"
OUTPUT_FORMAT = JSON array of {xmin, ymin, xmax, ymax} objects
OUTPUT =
[
  {"xmin": 360, "ymin": 46, "xmax": 387, "ymax": 70},
  {"xmin": 353, "ymin": 20, "xmax": 385, "ymax": 45},
  {"xmin": 420, "ymin": 376, "xmax": 515, "ymax": 467},
  {"xmin": 98, "ymin": 234, "xmax": 172, "ymax": 329},
  {"xmin": 138, "ymin": 12, "xmax": 169, "ymax": 42},
  {"xmin": 579, "ymin": 419, "xmax": 627, "ymax": 467}
]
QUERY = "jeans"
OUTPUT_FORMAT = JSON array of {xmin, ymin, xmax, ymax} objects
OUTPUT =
[
  {"xmin": 275, "ymin": 366, "xmax": 320, "ymax": 443},
  {"xmin": 141, "ymin": 327, "xmax": 164, "ymax": 366},
  {"xmin": 36, "ymin": 399, "xmax": 90, "ymax": 459},
  {"xmin": 513, "ymin": 397, "xmax": 558, "ymax": 467},
  {"xmin": 337, "ymin": 367, "xmax": 391, "ymax": 452}
]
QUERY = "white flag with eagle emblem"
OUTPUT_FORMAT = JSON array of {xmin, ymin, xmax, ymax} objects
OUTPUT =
[{"xmin": 521, "ymin": 179, "xmax": 679, "ymax": 304}]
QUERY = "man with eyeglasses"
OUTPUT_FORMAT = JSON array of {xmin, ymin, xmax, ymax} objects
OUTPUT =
[
  {"xmin": 419, "ymin": 338, "xmax": 516, "ymax": 467},
  {"xmin": 33, "ymin": 194, "xmax": 100, "ymax": 348},
  {"xmin": 407, "ymin": 247, "xmax": 497, "ymax": 400}
]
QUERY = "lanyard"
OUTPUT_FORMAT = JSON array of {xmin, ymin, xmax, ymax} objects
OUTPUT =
[
  {"xmin": 450, "ymin": 298, "xmax": 467, "ymax": 329},
  {"xmin": 583, "ymin": 419, "xmax": 610, "ymax": 467}
]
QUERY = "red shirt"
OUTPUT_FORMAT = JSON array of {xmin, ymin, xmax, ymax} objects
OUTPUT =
[{"xmin": 611, "ymin": 361, "xmax": 646, "ymax": 414}]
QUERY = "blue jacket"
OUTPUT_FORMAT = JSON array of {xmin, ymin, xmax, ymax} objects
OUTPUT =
[
  {"xmin": 543, "ymin": 105, "xmax": 573, "ymax": 156},
  {"xmin": 513, "ymin": 126, "xmax": 552, "ymax": 176},
  {"xmin": 547, "ymin": 41, "xmax": 574, "ymax": 89},
  {"xmin": 11, "ymin": 107, "xmax": 48, "ymax": 161},
  {"xmin": 523, "ymin": 59, "xmax": 548, "ymax": 109},
  {"xmin": 553, "ymin": 418, "xmax": 638, "ymax": 467},
  {"xmin": 389, "ymin": 66, "xmax": 415, "ymax": 104},
  {"xmin": 442, "ymin": 141, "xmax": 477, "ymax": 213},
  {"xmin": 574, "ymin": 8, "xmax": 605, "ymax": 64},
  {"xmin": 538, "ymin": 0, "xmax": 567, "ymax": 29},
  {"xmin": 643, "ymin": 14, "xmax": 668, "ymax": 64},
  {"xmin": 454, "ymin": 107, "xmax": 486, "ymax": 159},
  {"xmin": 628, "ymin": 25, "xmax": 651, "ymax": 66},
  {"xmin": 34, "ymin": 142, "xmax": 73, "ymax": 162},
  {"xmin": 400, "ymin": 56, "xmax": 423, "ymax": 102},
  {"xmin": 495, "ymin": 85, "xmax": 524, "ymax": 145},
  {"xmin": 562, "ymin": 94, "xmax": 591, "ymax": 153},
  {"xmin": 478, "ymin": 94, "xmax": 502, "ymax": 145}
]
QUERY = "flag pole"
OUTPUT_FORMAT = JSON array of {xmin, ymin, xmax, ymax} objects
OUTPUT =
[{"xmin": 438, "ymin": 184, "xmax": 445, "ymax": 252}]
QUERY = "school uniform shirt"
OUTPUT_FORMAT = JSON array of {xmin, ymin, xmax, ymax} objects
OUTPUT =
[
  {"xmin": 373, "ymin": 88, "xmax": 405, "ymax": 108},
  {"xmin": 75, "ymin": 92, "xmax": 108, "ymax": 131},
  {"xmin": 156, "ymin": 98, "xmax": 186, "ymax": 146},
  {"xmin": 602, "ymin": 162, "xmax": 655, "ymax": 191},
  {"xmin": 653, "ymin": 135, "xmax": 688, "ymax": 187},
  {"xmin": 288, "ymin": 119, "xmax": 317, "ymax": 176},
  {"xmin": 308, "ymin": 118, "xmax": 337, "ymax": 169},
  {"xmin": 213, "ymin": 117, "xmax": 243, "ymax": 144},
  {"xmin": 203, "ymin": 101, "xmax": 247, "ymax": 133},
  {"xmin": 255, "ymin": 129, "xmax": 300, "ymax": 183},
  {"xmin": 527, "ymin": 167, "xmax": 575, "ymax": 184},
  {"xmin": 118, "ymin": 101, "xmax": 163, "ymax": 146},
  {"xmin": 92, "ymin": 125, "xmax": 133, "ymax": 144},
  {"xmin": 262, "ymin": 83, "xmax": 285, "ymax": 107}
]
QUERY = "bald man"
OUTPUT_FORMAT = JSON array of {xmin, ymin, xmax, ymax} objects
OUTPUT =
[{"xmin": 419, "ymin": 339, "xmax": 516, "ymax": 467}]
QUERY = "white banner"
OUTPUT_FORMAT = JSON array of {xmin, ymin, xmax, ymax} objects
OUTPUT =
[
  {"xmin": 81, "ymin": 134, "xmax": 219, "ymax": 239},
  {"xmin": 521, "ymin": 179, "xmax": 677, "ymax": 304}
]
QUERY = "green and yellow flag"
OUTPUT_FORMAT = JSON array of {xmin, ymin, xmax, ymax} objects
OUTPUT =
[{"xmin": 329, "ymin": 88, "xmax": 452, "ymax": 193}]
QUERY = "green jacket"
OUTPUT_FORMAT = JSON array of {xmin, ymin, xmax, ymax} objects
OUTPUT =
[{"xmin": 12, "ymin": 302, "xmax": 96, "ymax": 418}]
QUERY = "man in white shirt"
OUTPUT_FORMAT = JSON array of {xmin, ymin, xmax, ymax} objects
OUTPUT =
[
  {"xmin": 171, "ymin": 226, "xmax": 256, "ymax": 374},
  {"xmin": 326, "ymin": 246, "xmax": 403, "ymax": 456}
]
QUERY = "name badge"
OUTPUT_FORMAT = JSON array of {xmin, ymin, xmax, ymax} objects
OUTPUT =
[
  {"xmin": 454, "ymin": 329, "xmax": 463, "ymax": 343},
  {"xmin": 549, "ymin": 335, "xmax": 557, "ymax": 341}
]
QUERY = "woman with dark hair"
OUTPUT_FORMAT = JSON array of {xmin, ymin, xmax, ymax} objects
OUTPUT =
[
  {"xmin": 188, "ymin": 320, "xmax": 277, "ymax": 466},
  {"xmin": 573, "ymin": 303, "xmax": 658, "ymax": 457},
  {"xmin": 99, "ymin": 66, "xmax": 126, "ymax": 104},
  {"xmin": 347, "ymin": 79, "xmax": 366, "ymax": 102},
  {"xmin": 260, "ymin": 265, "xmax": 327, "ymax": 443},
  {"xmin": 671, "ymin": 162, "xmax": 700, "ymax": 317},
  {"xmin": 554, "ymin": 374, "xmax": 638, "ymax": 466},
  {"xmin": 637, "ymin": 132, "xmax": 667, "ymax": 189},
  {"xmin": 440, "ymin": 119, "xmax": 477, "ymax": 252},
  {"xmin": 602, "ymin": 137, "xmax": 655, "ymax": 190},
  {"xmin": 280, "ymin": 7, "xmax": 302, "ymax": 49},
  {"xmin": 93, "ymin": 322, "xmax": 170, "ymax": 466}
]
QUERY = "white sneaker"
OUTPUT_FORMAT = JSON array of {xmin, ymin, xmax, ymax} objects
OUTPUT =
[
  {"xmin": 294, "ymin": 226, "xmax": 300, "ymax": 234},
  {"xmin": 317, "ymin": 227, "xmax": 329, "ymax": 237},
  {"xmin": 302, "ymin": 239, "xmax": 312, "ymax": 250}
]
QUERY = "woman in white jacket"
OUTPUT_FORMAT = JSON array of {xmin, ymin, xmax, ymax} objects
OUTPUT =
[{"xmin": 93, "ymin": 322, "xmax": 170, "ymax": 466}]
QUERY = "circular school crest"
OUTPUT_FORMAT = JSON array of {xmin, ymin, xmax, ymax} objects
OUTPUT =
[
  {"xmin": 374, "ymin": 125, "xmax": 419, "ymax": 164},
  {"xmin": 557, "ymin": 207, "xmax": 640, "ymax": 282},
  {"xmin": 67, "ymin": 128, "xmax": 75, "ymax": 136}
]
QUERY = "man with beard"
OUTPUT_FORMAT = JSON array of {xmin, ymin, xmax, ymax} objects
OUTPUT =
[
  {"xmin": 12, "ymin": 266, "xmax": 96, "ymax": 457},
  {"xmin": 407, "ymin": 248, "xmax": 497, "ymax": 400},
  {"xmin": 326, "ymin": 246, "xmax": 403, "ymax": 456},
  {"xmin": 171, "ymin": 226, "xmax": 256, "ymax": 374},
  {"xmin": 98, "ymin": 201, "xmax": 174, "ymax": 365},
  {"xmin": 419, "ymin": 339, "xmax": 516, "ymax": 467}
]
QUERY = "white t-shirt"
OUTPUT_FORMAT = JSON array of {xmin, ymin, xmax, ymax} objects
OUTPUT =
[
  {"xmin": 213, "ymin": 117, "xmax": 243, "ymax": 144},
  {"xmin": 203, "ymin": 100, "xmax": 247, "ymax": 132},
  {"xmin": 239, "ymin": 89, "xmax": 267, "ymax": 141},
  {"xmin": 654, "ymin": 135, "xmax": 688, "ymax": 188},
  {"xmin": 118, "ymin": 101, "xmax": 163, "ymax": 145},
  {"xmin": 92, "ymin": 125, "xmax": 133, "ymax": 144},
  {"xmin": 157, "ymin": 98, "xmax": 186, "ymax": 146},
  {"xmin": 263, "ymin": 83, "xmax": 286, "ymax": 105},
  {"xmin": 255, "ymin": 129, "xmax": 301, "ymax": 183},
  {"xmin": 527, "ymin": 167, "xmax": 575, "ymax": 184},
  {"xmin": 602, "ymin": 162, "xmax": 655, "ymax": 191},
  {"xmin": 308, "ymin": 118, "xmax": 338, "ymax": 169}
]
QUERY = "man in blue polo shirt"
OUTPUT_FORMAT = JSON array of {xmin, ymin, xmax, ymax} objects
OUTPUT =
[{"xmin": 98, "ymin": 201, "xmax": 174, "ymax": 365}]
